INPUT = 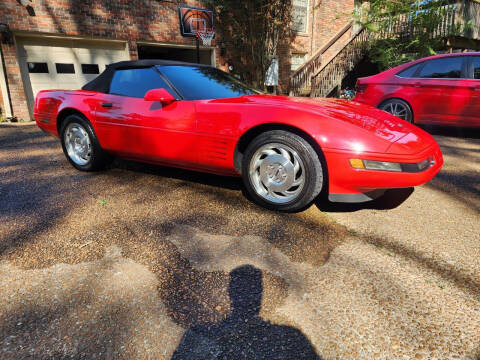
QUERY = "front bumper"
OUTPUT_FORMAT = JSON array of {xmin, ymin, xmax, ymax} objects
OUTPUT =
[
  {"xmin": 329, "ymin": 189, "xmax": 387, "ymax": 203},
  {"xmin": 325, "ymin": 143, "xmax": 443, "ymax": 203}
]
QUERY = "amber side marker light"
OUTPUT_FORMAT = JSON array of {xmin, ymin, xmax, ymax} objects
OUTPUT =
[{"xmin": 349, "ymin": 159, "xmax": 365, "ymax": 169}]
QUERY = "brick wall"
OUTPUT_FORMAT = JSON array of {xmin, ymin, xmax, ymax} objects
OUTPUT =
[
  {"xmin": 278, "ymin": 0, "xmax": 355, "ymax": 93},
  {"xmin": 1, "ymin": 41, "xmax": 29, "ymax": 120},
  {"xmin": 312, "ymin": 0, "xmax": 355, "ymax": 53},
  {"xmin": 0, "ymin": 0, "xmax": 214, "ymax": 120},
  {"xmin": 0, "ymin": 0, "xmax": 208, "ymax": 44}
]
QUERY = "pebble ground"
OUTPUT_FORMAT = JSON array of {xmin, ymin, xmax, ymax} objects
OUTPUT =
[{"xmin": 0, "ymin": 123, "xmax": 479, "ymax": 359}]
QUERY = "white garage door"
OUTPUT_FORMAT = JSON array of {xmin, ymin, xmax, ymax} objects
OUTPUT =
[{"xmin": 16, "ymin": 36, "xmax": 129, "ymax": 118}]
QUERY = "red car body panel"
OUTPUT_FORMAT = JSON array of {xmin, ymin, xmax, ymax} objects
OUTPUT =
[
  {"xmin": 34, "ymin": 90, "xmax": 98, "ymax": 135},
  {"xmin": 93, "ymin": 93, "xmax": 198, "ymax": 168},
  {"xmin": 35, "ymin": 90, "xmax": 443, "ymax": 201},
  {"xmin": 354, "ymin": 52, "xmax": 480, "ymax": 128}
]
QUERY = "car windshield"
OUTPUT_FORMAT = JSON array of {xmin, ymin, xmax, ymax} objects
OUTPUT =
[{"xmin": 157, "ymin": 65, "xmax": 262, "ymax": 100}]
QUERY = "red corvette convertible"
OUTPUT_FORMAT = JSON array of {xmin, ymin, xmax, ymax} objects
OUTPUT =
[
  {"xmin": 354, "ymin": 53, "xmax": 480, "ymax": 127},
  {"xmin": 35, "ymin": 60, "xmax": 443, "ymax": 212}
]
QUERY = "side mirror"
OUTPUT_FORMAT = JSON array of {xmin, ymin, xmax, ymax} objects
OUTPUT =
[{"xmin": 144, "ymin": 88, "xmax": 176, "ymax": 105}]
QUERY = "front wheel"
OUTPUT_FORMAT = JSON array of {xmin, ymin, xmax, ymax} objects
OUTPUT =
[
  {"xmin": 242, "ymin": 130, "xmax": 324, "ymax": 212},
  {"xmin": 379, "ymin": 99, "xmax": 413, "ymax": 123},
  {"xmin": 60, "ymin": 114, "xmax": 112, "ymax": 171}
]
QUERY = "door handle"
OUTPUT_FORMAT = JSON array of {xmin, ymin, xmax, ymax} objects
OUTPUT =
[
  {"xmin": 101, "ymin": 102, "xmax": 112, "ymax": 108},
  {"xmin": 413, "ymin": 82, "xmax": 422, "ymax": 88}
]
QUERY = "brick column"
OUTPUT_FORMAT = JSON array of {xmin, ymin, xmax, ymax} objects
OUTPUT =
[
  {"xmin": 128, "ymin": 40, "xmax": 138, "ymax": 60},
  {"xmin": 1, "ymin": 41, "xmax": 30, "ymax": 121}
]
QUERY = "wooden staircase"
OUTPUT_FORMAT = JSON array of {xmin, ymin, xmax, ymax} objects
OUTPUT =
[
  {"xmin": 310, "ymin": 29, "xmax": 369, "ymax": 98},
  {"xmin": 290, "ymin": 22, "xmax": 356, "ymax": 97},
  {"xmin": 290, "ymin": 22, "xmax": 368, "ymax": 98}
]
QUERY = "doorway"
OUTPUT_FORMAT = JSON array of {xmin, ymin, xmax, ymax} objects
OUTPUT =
[{"xmin": 137, "ymin": 44, "xmax": 214, "ymax": 65}]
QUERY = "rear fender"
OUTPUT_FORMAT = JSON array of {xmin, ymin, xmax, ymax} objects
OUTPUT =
[{"xmin": 34, "ymin": 90, "xmax": 98, "ymax": 137}]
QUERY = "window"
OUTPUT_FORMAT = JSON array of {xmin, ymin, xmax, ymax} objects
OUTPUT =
[
  {"xmin": 109, "ymin": 67, "xmax": 174, "ymax": 98},
  {"xmin": 418, "ymin": 57, "xmax": 463, "ymax": 79},
  {"xmin": 293, "ymin": 0, "xmax": 309, "ymax": 33},
  {"xmin": 291, "ymin": 53, "xmax": 307, "ymax": 71},
  {"xmin": 27, "ymin": 62, "xmax": 49, "ymax": 73},
  {"xmin": 158, "ymin": 65, "xmax": 261, "ymax": 100},
  {"xmin": 396, "ymin": 63, "xmax": 422, "ymax": 78},
  {"xmin": 473, "ymin": 57, "xmax": 480, "ymax": 80},
  {"xmin": 82, "ymin": 64, "xmax": 100, "ymax": 74},
  {"xmin": 56, "ymin": 63, "xmax": 75, "ymax": 74}
]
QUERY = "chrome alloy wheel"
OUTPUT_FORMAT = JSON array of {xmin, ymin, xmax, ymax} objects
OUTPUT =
[
  {"xmin": 381, "ymin": 101, "xmax": 409, "ymax": 121},
  {"xmin": 248, "ymin": 143, "xmax": 306, "ymax": 204},
  {"xmin": 64, "ymin": 122, "xmax": 92, "ymax": 166}
]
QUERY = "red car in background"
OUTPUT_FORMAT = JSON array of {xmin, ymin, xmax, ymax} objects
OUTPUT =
[
  {"xmin": 35, "ymin": 60, "xmax": 443, "ymax": 212},
  {"xmin": 354, "ymin": 53, "xmax": 480, "ymax": 127}
]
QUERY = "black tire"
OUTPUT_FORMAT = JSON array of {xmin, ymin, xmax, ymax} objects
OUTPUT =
[
  {"xmin": 378, "ymin": 98, "xmax": 413, "ymax": 123},
  {"xmin": 241, "ymin": 130, "xmax": 324, "ymax": 212},
  {"xmin": 60, "ymin": 114, "xmax": 112, "ymax": 171}
]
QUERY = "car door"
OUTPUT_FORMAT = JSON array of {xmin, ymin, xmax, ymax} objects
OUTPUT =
[
  {"xmin": 93, "ymin": 67, "xmax": 198, "ymax": 167},
  {"xmin": 158, "ymin": 64, "xmax": 260, "ymax": 174},
  {"xmin": 464, "ymin": 56, "xmax": 480, "ymax": 126},
  {"xmin": 413, "ymin": 56, "xmax": 470, "ymax": 125}
]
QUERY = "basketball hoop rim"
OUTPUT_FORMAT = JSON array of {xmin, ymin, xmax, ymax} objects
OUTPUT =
[
  {"xmin": 196, "ymin": 29, "xmax": 215, "ymax": 37},
  {"xmin": 196, "ymin": 29, "xmax": 215, "ymax": 46}
]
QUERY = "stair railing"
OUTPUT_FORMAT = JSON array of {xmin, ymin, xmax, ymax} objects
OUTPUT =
[
  {"xmin": 290, "ymin": 22, "xmax": 353, "ymax": 96},
  {"xmin": 310, "ymin": 28, "xmax": 369, "ymax": 98}
]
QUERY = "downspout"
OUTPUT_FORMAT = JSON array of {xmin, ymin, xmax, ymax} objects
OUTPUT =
[
  {"xmin": 0, "ymin": 42, "xmax": 14, "ymax": 120},
  {"xmin": 310, "ymin": 0, "xmax": 316, "ymax": 55}
]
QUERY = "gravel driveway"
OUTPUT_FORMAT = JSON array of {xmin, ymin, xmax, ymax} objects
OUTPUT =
[{"xmin": 0, "ymin": 123, "xmax": 479, "ymax": 359}]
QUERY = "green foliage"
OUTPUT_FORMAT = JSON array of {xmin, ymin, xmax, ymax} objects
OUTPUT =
[
  {"xmin": 356, "ymin": 0, "xmax": 463, "ymax": 70},
  {"xmin": 204, "ymin": 0, "xmax": 293, "ymax": 88},
  {"xmin": 97, "ymin": 199, "xmax": 108, "ymax": 206}
]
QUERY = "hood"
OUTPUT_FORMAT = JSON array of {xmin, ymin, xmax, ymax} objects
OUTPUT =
[
  {"xmin": 243, "ymin": 95, "xmax": 425, "ymax": 153},
  {"xmin": 209, "ymin": 95, "xmax": 434, "ymax": 155}
]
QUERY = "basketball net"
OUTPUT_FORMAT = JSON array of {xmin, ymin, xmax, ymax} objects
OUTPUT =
[{"xmin": 196, "ymin": 29, "xmax": 215, "ymax": 46}]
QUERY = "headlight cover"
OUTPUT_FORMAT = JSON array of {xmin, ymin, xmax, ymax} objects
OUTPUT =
[
  {"xmin": 363, "ymin": 160, "xmax": 402, "ymax": 172},
  {"xmin": 350, "ymin": 157, "xmax": 434, "ymax": 173}
]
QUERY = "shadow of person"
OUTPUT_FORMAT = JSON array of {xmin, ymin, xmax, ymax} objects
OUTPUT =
[{"xmin": 172, "ymin": 265, "xmax": 321, "ymax": 360}]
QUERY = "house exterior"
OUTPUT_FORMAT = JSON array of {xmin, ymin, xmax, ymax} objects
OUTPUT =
[
  {"xmin": 0, "ymin": 0, "xmax": 355, "ymax": 121},
  {"xmin": 281, "ymin": 0, "xmax": 356, "ymax": 92},
  {"xmin": 0, "ymin": 0, "xmax": 224, "ymax": 121},
  {"xmin": 291, "ymin": 0, "xmax": 480, "ymax": 98}
]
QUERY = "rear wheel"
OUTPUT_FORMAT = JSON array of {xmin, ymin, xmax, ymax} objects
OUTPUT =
[
  {"xmin": 60, "ymin": 114, "xmax": 112, "ymax": 171},
  {"xmin": 242, "ymin": 130, "xmax": 324, "ymax": 212},
  {"xmin": 379, "ymin": 99, "xmax": 413, "ymax": 123}
]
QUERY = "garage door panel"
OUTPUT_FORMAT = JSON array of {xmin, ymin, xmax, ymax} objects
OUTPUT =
[
  {"xmin": 79, "ymin": 51, "xmax": 120, "ymax": 62},
  {"xmin": 17, "ymin": 36, "xmax": 128, "ymax": 119},
  {"xmin": 79, "ymin": 75, "xmax": 101, "ymax": 84},
  {"xmin": 24, "ymin": 46, "xmax": 78, "ymax": 61},
  {"xmin": 76, "ymin": 54, "xmax": 110, "ymax": 67}
]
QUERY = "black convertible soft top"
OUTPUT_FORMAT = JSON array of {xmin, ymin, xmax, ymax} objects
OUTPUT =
[{"xmin": 81, "ymin": 59, "xmax": 211, "ymax": 93}]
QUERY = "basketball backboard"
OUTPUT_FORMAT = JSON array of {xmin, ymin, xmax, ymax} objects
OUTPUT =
[{"xmin": 178, "ymin": 6, "xmax": 214, "ymax": 37}]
